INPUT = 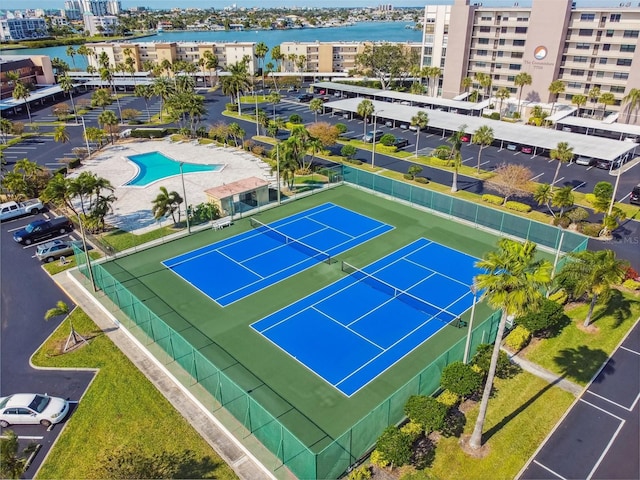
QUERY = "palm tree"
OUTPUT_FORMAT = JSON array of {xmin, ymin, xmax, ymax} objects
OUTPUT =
[
  {"xmin": 222, "ymin": 61, "xmax": 251, "ymax": 114},
  {"xmin": 44, "ymin": 300, "xmax": 86, "ymax": 352},
  {"xmin": 77, "ymin": 45, "xmax": 90, "ymax": 67},
  {"xmin": 0, "ymin": 118, "xmax": 12, "ymax": 144},
  {"xmin": 255, "ymin": 41, "xmax": 269, "ymax": 86},
  {"xmin": 53, "ymin": 125, "xmax": 70, "ymax": 145},
  {"xmin": 12, "ymin": 82, "xmax": 32, "ymax": 124},
  {"xmin": 91, "ymin": 88, "xmax": 112, "ymax": 110},
  {"xmin": 428, "ymin": 67, "xmax": 442, "ymax": 97},
  {"xmin": 598, "ymin": 92, "xmax": 616, "ymax": 120},
  {"xmin": 271, "ymin": 45, "xmax": 284, "ymax": 72},
  {"xmin": 461, "ymin": 76, "xmax": 473, "ymax": 96},
  {"xmin": 472, "ymin": 125, "xmax": 494, "ymax": 172},
  {"xmin": 99, "ymin": 66, "xmax": 122, "ymax": 119},
  {"xmin": 134, "ymin": 84, "xmax": 153, "ymax": 121},
  {"xmin": 514, "ymin": 72, "xmax": 533, "ymax": 117},
  {"xmin": 556, "ymin": 250, "xmax": 628, "ymax": 326},
  {"xmin": 495, "ymin": 87, "xmax": 510, "ymax": 118},
  {"xmin": 571, "ymin": 94, "xmax": 587, "ymax": 116},
  {"xmin": 309, "ymin": 98, "xmax": 324, "ymax": 122},
  {"xmin": 357, "ymin": 99, "xmax": 375, "ymax": 136},
  {"xmin": 533, "ymin": 183, "xmax": 554, "ymax": 216},
  {"xmin": 469, "ymin": 239, "xmax": 552, "ymax": 450},
  {"xmin": 587, "ymin": 86, "xmax": 600, "ymax": 117},
  {"xmin": 550, "ymin": 141, "xmax": 574, "ymax": 189},
  {"xmin": 58, "ymin": 74, "xmax": 77, "ymax": 122},
  {"xmin": 98, "ymin": 110, "xmax": 119, "ymax": 144},
  {"xmin": 622, "ymin": 88, "xmax": 640, "ymax": 124},
  {"xmin": 92, "ymin": 192, "xmax": 116, "ymax": 231},
  {"xmin": 447, "ymin": 125, "xmax": 467, "ymax": 192},
  {"xmin": 548, "ymin": 80, "xmax": 565, "ymax": 116},
  {"xmin": 475, "ymin": 72, "xmax": 492, "ymax": 101},
  {"xmin": 552, "ymin": 185, "xmax": 574, "ymax": 218},
  {"xmin": 228, "ymin": 122, "xmax": 245, "ymax": 147},
  {"xmin": 410, "ymin": 111, "xmax": 429, "ymax": 157},
  {"xmin": 66, "ymin": 46, "xmax": 77, "ymax": 68},
  {"xmin": 152, "ymin": 186, "xmax": 183, "ymax": 224},
  {"xmin": 152, "ymin": 77, "xmax": 173, "ymax": 121},
  {"xmin": 267, "ymin": 91, "xmax": 281, "ymax": 120}
]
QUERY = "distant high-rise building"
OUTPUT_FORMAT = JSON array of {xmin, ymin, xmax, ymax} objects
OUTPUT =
[{"xmin": 76, "ymin": 1, "xmax": 121, "ymax": 16}]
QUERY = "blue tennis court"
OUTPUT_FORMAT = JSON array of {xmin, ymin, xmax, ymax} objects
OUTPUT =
[
  {"xmin": 252, "ymin": 238, "xmax": 482, "ymax": 396},
  {"xmin": 163, "ymin": 203, "xmax": 393, "ymax": 306}
]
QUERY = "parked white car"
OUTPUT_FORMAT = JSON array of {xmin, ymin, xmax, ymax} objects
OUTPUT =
[
  {"xmin": 0, "ymin": 199, "xmax": 43, "ymax": 222},
  {"xmin": 0, "ymin": 393, "xmax": 69, "ymax": 427}
]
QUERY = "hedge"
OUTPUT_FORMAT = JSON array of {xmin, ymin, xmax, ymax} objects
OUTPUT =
[
  {"xmin": 414, "ymin": 177, "xmax": 429, "ymax": 184},
  {"xmin": 504, "ymin": 325, "xmax": 531, "ymax": 352},
  {"xmin": 504, "ymin": 201, "xmax": 532, "ymax": 213},
  {"xmin": 482, "ymin": 194, "xmax": 504, "ymax": 205},
  {"xmin": 130, "ymin": 128, "xmax": 167, "ymax": 138}
]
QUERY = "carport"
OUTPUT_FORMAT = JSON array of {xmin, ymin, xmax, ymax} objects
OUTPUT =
[
  {"xmin": 556, "ymin": 115, "xmax": 640, "ymax": 143},
  {"xmin": 324, "ymin": 98, "xmax": 637, "ymax": 162}
]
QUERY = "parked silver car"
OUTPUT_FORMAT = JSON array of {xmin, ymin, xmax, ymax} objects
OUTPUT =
[{"xmin": 35, "ymin": 239, "xmax": 85, "ymax": 263}]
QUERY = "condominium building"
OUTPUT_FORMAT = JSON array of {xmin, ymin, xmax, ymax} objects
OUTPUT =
[
  {"xmin": 279, "ymin": 41, "xmax": 422, "ymax": 74},
  {"xmin": 1, "ymin": 55, "xmax": 55, "ymax": 99},
  {"xmin": 425, "ymin": 0, "xmax": 640, "ymax": 120},
  {"xmin": 84, "ymin": 15, "xmax": 118, "ymax": 36},
  {"xmin": 0, "ymin": 17, "xmax": 47, "ymax": 41},
  {"xmin": 85, "ymin": 41, "xmax": 258, "ymax": 75}
]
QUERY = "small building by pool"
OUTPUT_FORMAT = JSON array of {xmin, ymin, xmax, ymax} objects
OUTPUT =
[{"xmin": 205, "ymin": 177, "xmax": 270, "ymax": 216}]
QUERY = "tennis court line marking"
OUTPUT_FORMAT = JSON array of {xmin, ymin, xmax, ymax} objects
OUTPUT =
[
  {"xmin": 312, "ymin": 306, "xmax": 385, "ymax": 351},
  {"xmin": 404, "ymin": 257, "xmax": 472, "ymax": 288},
  {"xmin": 306, "ymin": 216, "xmax": 356, "ymax": 238},
  {"xmin": 216, "ymin": 248, "xmax": 265, "ymax": 279},
  {"xmin": 532, "ymin": 460, "xmax": 566, "ymax": 479},
  {"xmin": 586, "ymin": 390, "xmax": 639, "ymax": 412}
]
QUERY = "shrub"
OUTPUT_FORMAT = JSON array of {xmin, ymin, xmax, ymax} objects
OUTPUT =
[
  {"xmin": 504, "ymin": 201, "xmax": 532, "ymax": 213},
  {"xmin": 375, "ymin": 427, "xmax": 412, "ymax": 469},
  {"xmin": 429, "ymin": 157, "xmax": 450, "ymax": 167},
  {"xmin": 625, "ymin": 266, "xmax": 640, "ymax": 281},
  {"xmin": 369, "ymin": 449, "xmax": 389, "ymax": 469},
  {"xmin": 553, "ymin": 216, "xmax": 571, "ymax": 228},
  {"xmin": 504, "ymin": 325, "xmax": 532, "ymax": 352},
  {"xmin": 288, "ymin": 114, "xmax": 303, "ymax": 124},
  {"xmin": 341, "ymin": 144, "xmax": 357, "ymax": 159},
  {"xmin": 348, "ymin": 465, "xmax": 372, "ymax": 480},
  {"xmin": 251, "ymin": 144, "xmax": 265, "ymax": 156},
  {"xmin": 528, "ymin": 117, "xmax": 542, "ymax": 127},
  {"xmin": 380, "ymin": 133, "xmax": 396, "ymax": 146},
  {"xmin": 404, "ymin": 395, "xmax": 448, "ymax": 433},
  {"xmin": 403, "ymin": 173, "xmax": 413, "ymax": 180},
  {"xmin": 482, "ymin": 194, "xmax": 504, "ymax": 205},
  {"xmin": 580, "ymin": 222, "xmax": 602, "ymax": 237},
  {"xmin": 489, "ymin": 112, "xmax": 501, "ymax": 120},
  {"xmin": 67, "ymin": 158, "xmax": 81, "ymax": 169},
  {"xmin": 414, "ymin": 177, "xmax": 429, "ymax": 184},
  {"xmin": 516, "ymin": 298, "xmax": 566, "ymax": 335},
  {"xmin": 400, "ymin": 421, "xmax": 424, "ymax": 442},
  {"xmin": 548, "ymin": 288, "xmax": 569, "ymax": 305},
  {"xmin": 593, "ymin": 181, "xmax": 613, "ymax": 200},
  {"xmin": 335, "ymin": 123, "xmax": 348, "ymax": 134},
  {"xmin": 471, "ymin": 344, "xmax": 517, "ymax": 379},
  {"xmin": 622, "ymin": 279, "xmax": 640, "ymax": 291},
  {"xmin": 440, "ymin": 362, "xmax": 483, "ymax": 397},
  {"xmin": 566, "ymin": 207, "xmax": 590, "ymax": 224},
  {"xmin": 225, "ymin": 103, "xmax": 238, "ymax": 112},
  {"xmin": 346, "ymin": 158, "xmax": 363, "ymax": 165},
  {"xmin": 436, "ymin": 389, "xmax": 460, "ymax": 410},
  {"xmin": 130, "ymin": 128, "xmax": 166, "ymax": 138},
  {"xmin": 407, "ymin": 165, "xmax": 422, "ymax": 180},
  {"xmin": 513, "ymin": 112, "xmax": 521, "ymax": 119}
]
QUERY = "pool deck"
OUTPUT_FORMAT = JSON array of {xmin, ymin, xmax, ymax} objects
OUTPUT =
[{"xmin": 73, "ymin": 140, "xmax": 276, "ymax": 233}]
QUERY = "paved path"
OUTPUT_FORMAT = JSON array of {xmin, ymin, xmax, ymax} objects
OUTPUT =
[
  {"xmin": 503, "ymin": 347, "xmax": 584, "ymax": 396},
  {"xmin": 53, "ymin": 270, "xmax": 275, "ymax": 480}
]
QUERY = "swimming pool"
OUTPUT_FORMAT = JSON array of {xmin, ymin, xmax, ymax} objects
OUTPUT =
[{"xmin": 125, "ymin": 151, "xmax": 223, "ymax": 187}]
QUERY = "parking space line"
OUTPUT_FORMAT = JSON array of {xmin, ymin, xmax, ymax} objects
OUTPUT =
[
  {"xmin": 461, "ymin": 156, "xmax": 475, "ymax": 164},
  {"xmin": 572, "ymin": 181, "xmax": 586, "ymax": 191},
  {"xmin": 532, "ymin": 460, "xmax": 566, "ymax": 479},
  {"xmin": 530, "ymin": 173, "xmax": 544, "ymax": 181},
  {"xmin": 586, "ymin": 390, "xmax": 636, "ymax": 412},
  {"xmin": 620, "ymin": 345, "xmax": 640, "ymax": 356},
  {"xmin": 586, "ymin": 420, "xmax": 625, "ymax": 480},
  {"xmin": 579, "ymin": 398, "xmax": 624, "ymax": 421},
  {"xmin": 551, "ymin": 176, "xmax": 564, "ymax": 186}
]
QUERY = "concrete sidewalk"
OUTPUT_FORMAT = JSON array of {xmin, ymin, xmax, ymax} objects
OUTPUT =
[{"xmin": 53, "ymin": 270, "xmax": 275, "ymax": 480}]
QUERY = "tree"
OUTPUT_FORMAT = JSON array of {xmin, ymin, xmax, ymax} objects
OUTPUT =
[
  {"xmin": 461, "ymin": 76, "xmax": 473, "ymax": 96},
  {"xmin": 341, "ymin": 144, "xmax": 357, "ymax": 161},
  {"xmin": 472, "ymin": 125, "xmax": 494, "ymax": 172},
  {"xmin": 59, "ymin": 74, "xmax": 77, "ymax": 122},
  {"xmin": 407, "ymin": 164, "xmax": 422, "ymax": 180},
  {"xmin": 134, "ymin": 84, "xmax": 154, "ymax": 121},
  {"xmin": 53, "ymin": 125, "xmax": 70, "ymax": 145},
  {"xmin": 66, "ymin": 46, "xmax": 77, "ymax": 68},
  {"xmin": 556, "ymin": 250, "xmax": 628, "ymax": 326},
  {"xmin": 44, "ymin": 300, "xmax": 86, "ymax": 352},
  {"xmin": 357, "ymin": 99, "xmax": 375, "ymax": 136},
  {"xmin": 12, "ymin": 82, "xmax": 32, "ymax": 124},
  {"xmin": 587, "ymin": 86, "xmax": 600, "ymax": 117},
  {"xmin": 469, "ymin": 239, "xmax": 552, "ymax": 449},
  {"xmin": 228, "ymin": 122, "xmax": 245, "ymax": 147},
  {"xmin": 488, "ymin": 163, "xmax": 532, "ymax": 203},
  {"xmin": 52, "ymin": 103, "xmax": 71, "ymax": 121},
  {"xmin": 550, "ymin": 141, "xmax": 574, "ymax": 190},
  {"xmin": 471, "ymin": 344, "xmax": 517, "ymax": 379},
  {"xmin": 552, "ymin": 185, "xmax": 574, "ymax": 218},
  {"xmin": 404, "ymin": 395, "xmax": 448, "ymax": 433},
  {"xmin": 495, "ymin": 87, "xmax": 510, "ymax": 118},
  {"xmin": 514, "ymin": 72, "xmax": 532, "ymax": 117},
  {"xmin": 309, "ymin": 98, "xmax": 324, "ymax": 123},
  {"xmin": 622, "ymin": 88, "xmax": 640, "ymax": 124},
  {"xmin": 598, "ymin": 92, "xmax": 616, "ymax": 120},
  {"xmin": 440, "ymin": 361, "xmax": 483, "ymax": 397},
  {"xmin": 98, "ymin": 109, "xmax": 119, "ymax": 144},
  {"xmin": 548, "ymin": 80, "xmax": 565, "ymax": 116},
  {"xmin": 355, "ymin": 43, "xmax": 409, "ymax": 91},
  {"xmin": 91, "ymin": 88, "xmax": 113, "ymax": 110},
  {"xmin": 571, "ymin": 94, "xmax": 587, "ymax": 116},
  {"xmin": 1, "ymin": 430, "xmax": 36, "ymax": 479},
  {"xmin": 533, "ymin": 183, "xmax": 554, "ymax": 216},
  {"xmin": 267, "ymin": 91, "xmax": 281, "ymax": 120},
  {"xmin": 152, "ymin": 77, "xmax": 173, "ymax": 121},
  {"xmin": 152, "ymin": 186, "xmax": 183, "ymax": 224},
  {"xmin": 444, "ymin": 125, "xmax": 467, "ymax": 192},
  {"xmin": 410, "ymin": 111, "xmax": 429, "ymax": 157},
  {"xmin": 516, "ymin": 298, "xmax": 566, "ymax": 336},
  {"xmin": 307, "ymin": 122, "xmax": 339, "ymax": 148},
  {"xmin": 222, "ymin": 61, "xmax": 251, "ymax": 114},
  {"xmin": 375, "ymin": 426, "xmax": 412, "ymax": 470}
]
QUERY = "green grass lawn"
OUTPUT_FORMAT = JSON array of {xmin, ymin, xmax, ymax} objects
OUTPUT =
[
  {"xmin": 100, "ymin": 226, "xmax": 178, "ymax": 252},
  {"xmin": 31, "ymin": 309, "xmax": 237, "ymax": 480},
  {"xmin": 425, "ymin": 372, "xmax": 575, "ymax": 480},
  {"xmin": 523, "ymin": 290, "xmax": 640, "ymax": 385},
  {"xmin": 42, "ymin": 251, "xmax": 102, "ymax": 276}
]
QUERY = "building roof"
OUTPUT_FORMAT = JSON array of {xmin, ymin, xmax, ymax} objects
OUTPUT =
[
  {"xmin": 556, "ymin": 115, "xmax": 640, "ymax": 139},
  {"xmin": 205, "ymin": 177, "xmax": 269, "ymax": 200},
  {"xmin": 325, "ymin": 98, "xmax": 637, "ymax": 161},
  {"xmin": 0, "ymin": 84, "xmax": 63, "ymax": 111}
]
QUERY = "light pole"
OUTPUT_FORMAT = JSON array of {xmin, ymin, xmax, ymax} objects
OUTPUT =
[
  {"xmin": 179, "ymin": 162, "xmax": 191, "ymax": 234},
  {"xmin": 254, "ymin": 87, "xmax": 260, "ymax": 137},
  {"xmin": 463, "ymin": 284, "xmax": 478, "ymax": 364},
  {"xmin": 607, "ymin": 156, "xmax": 630, "ymax": 216},
  {"xmin": 77, "ymin": 213, "xmax": 96, "ymax": 292},
  {"xmin": 81, "ymin": 116, "xmax": 91, "ymax": 156},
  {"xmin": 276, "ymin": 143, "xmax": 281, "ymax": 205},
  {"xmin": 371, "ymin": 110, "xmax": 385, "ymax": 169}
]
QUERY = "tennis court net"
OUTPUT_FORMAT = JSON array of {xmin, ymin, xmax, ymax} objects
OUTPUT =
[
  {"xmin": 342, "ymin": 261, "xmax": 460, "ymax": 325},
  {"xmin": 250, "ymin": 218, "xmax": 332, "ymax": 264}
]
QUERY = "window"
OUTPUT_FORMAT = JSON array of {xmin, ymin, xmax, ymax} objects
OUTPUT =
[
  {"xmin": 511, "ymin": 52, "xmax": 523, "ymax": 58},
  {"xmin": 599, "ymin": 57, "xmax": 608, "ymax": 64},
  {"xmin": 603, "ymin": 44, "xmax": 611, "ymax": 51},
  {"xmin": 578, "ymin": 29, "xmax": 593, "ymax": 36},
  {"xmin": 480, "ymin": 15, "xmax": 492, "ymax": 21},
  {"xmin": 515, "ymin": 27, "xmax": 527, "ymax": 34},
  {"xmin": 623, "ymin": 30, "xmax": 639, "ymax": 38},
  {"xmin": 497, "ymin": 51, "xmax": 504, "ymax": 57},
  {"xmin": 509, "ymin": 64, "xmax": 521, "ymax": 70},
  {"xmin": 568, "ymin": 82, "xmax": 582, "ymax": 89},
  {"xmin": 596, "ymin": 71, "xmax": 605, "ymax": 78},
  {"xmin": 479, "ymin": 26, "xmax": 491, "ymax": 32},
  {"xmin": 613, "ymin": 72, "xmax": 629, "ymax": 80},
  {"xmin": 517, "ymin": 16, "xmax": 528, "ymax": 22},
  {"xmin": 478, "ymin": 38, "xmax": 489, "ymax": 45},
  {"xmin": 499, "ymin": 39, "xmax": 506, "ymax": 45},
  {"xmin": 616, "ymin": 58, "xmax": 632, "ymax": 66},
  {"xmin": 477, "ymin": 50, "xmax": 488, "ymax": 56},
  {"xmin": 501, "ymin": 26, "xmax": 507, "ymax": 33},
  {"xmin": 513, "ymin": 39, "xmax": 525, "ymax": 46},
  {"xmin": 576, "ymin": 43, "xmax": 590, "ymax": 50},
  {"xmin": 573, "ymin": 56, "xmax": 588, "ymax": 63},
  {"xmin": 580, "ymin": 13, "xmax": 595, "ymax": 21},
  {"xmin": 606, "ymin": 29, "xmax": 614, "ymax": 37},
  {"xmin": 611, "ymin": 85, "xmax": 625, "ymax": 93},
  {"xmin": 495, "ymin": 64, "xmax": 503, "ymax": 69},
  {"xmin": 424, "ymin": 47, "xmax": 433, "ymax": 55},
  {"xmin": 476, "ymin": 62, "xmax": 487, "ymax": 68},
  {"xmin": 610, "ymin": 14, "xmax": 621, "ymax": 22},
  {"xmin": 620, "ymin": 44, "xmax": 636, "ymax": 52},
  {"xmin": 507, "ymin": 75, "xmax": 515, "ymax": 82},
  {"xmin": 570, "ymin": 69, "xmax": 585, "ymax": 76}
]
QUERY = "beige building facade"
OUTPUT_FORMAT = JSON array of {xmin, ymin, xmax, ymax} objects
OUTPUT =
[{"xmin": 428, "ymin": 0, "xmax": 640, "ymax": 118}]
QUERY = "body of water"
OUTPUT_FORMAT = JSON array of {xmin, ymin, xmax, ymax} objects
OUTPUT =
[{"xmin": 1, "ymin": 22, "xmax": 422, "ymax": 70}]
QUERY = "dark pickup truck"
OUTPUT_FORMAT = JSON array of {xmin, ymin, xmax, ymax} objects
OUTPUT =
[{"xmin": 13, "ymin": 216, "xmax": 73, "ymax": 245}]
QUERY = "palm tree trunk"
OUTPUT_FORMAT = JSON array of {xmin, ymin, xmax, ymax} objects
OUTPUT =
[
  {"xmin": 477, "ymin": 147, "xmax": 483, "ymax": 173},
  {"xmin": 415, "ymin": 127, "xmax": 421, "ymax": 157},
  {"xmin": 469, "ymin": 309, "xmax": 509, "ymax": 449},
  {"xmin": 551, "ymin": 160, "xmax": 562, "ymax": 190},
  {"xmin": 69, "ymin": 91, "xmax": 78, "ymax": 124},
  {"xmin": 451, "ymin": 167, "xmax": 458, "ymax": 192},
  {"xmin": 584, "ymin": 294, "xmax": 598, "ymax": 326}
]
